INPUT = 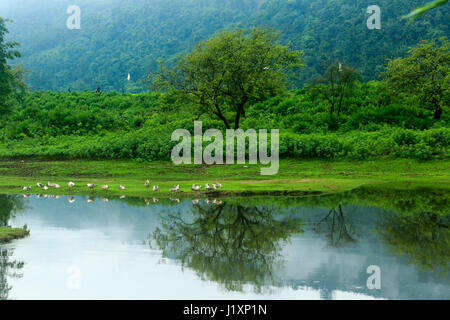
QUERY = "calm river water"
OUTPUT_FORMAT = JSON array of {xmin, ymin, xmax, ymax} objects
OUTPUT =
[{"xmin": 1, "ymin": 189, "xmax": 449, "ymax": 300}]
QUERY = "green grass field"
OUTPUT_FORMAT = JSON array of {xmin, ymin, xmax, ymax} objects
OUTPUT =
[{"xmin": 0, "ymin": 158, "xmax": 448, "ymax": 198}]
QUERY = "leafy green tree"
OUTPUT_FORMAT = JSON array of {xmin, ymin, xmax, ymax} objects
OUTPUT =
[
  {"xmin": 311, "ymin": 62, "xmax": 359, "ymax": 120},
  {"xmin": 384, "ymin": 38, "xmax": 450, "ymax": 120},
  {"xmin": 150, "ymin": 28, "xmax": 304, "ymax": 129},
  {"xmin": 0, "ymin": 17, "xmax": 22, "ymax": 114}
]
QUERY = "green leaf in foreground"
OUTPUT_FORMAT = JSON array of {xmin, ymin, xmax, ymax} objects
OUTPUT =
[{"xmin": 403, "ymin": 0, "xmax": 448, "ymax": 21}]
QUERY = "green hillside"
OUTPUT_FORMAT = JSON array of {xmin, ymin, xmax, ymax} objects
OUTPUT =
[{"xmin": 0, "ymin": 0, "xmax": 448, "ymax": 91}]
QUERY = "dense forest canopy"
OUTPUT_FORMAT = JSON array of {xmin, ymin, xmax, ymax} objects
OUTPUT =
[{"xmin": 0, "ymin": 0, "xmax": 448, "ymax": 92}]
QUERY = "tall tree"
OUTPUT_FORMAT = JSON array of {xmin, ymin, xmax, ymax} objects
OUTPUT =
[
  {"xmin": 0, "ymin": 18, "xmax": 22, "ymax": 114},
  {"xmin": 150, "ymin": 28, "xmax": 304, "ymax": 129},
  {"xmin": 384, "ymin": 38, "xmax": 450, "ymax": 120},
  {"xmin": 311, "ymin": 62, "xmax": 359, "ymax": 119}
]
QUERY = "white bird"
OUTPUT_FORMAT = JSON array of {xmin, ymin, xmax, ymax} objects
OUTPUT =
[
  {"xmin": 68, "ymin": 181, "xmax": 75, "ymax": 188},
  {"xmin": 37, "ymin": 182, "xmax": 44, "ymax": 188},
  {"xmin": 87, "ymin": 183, "xmax": 95, "ymax": 189},
  {"xmin": 119, "ymin": 185, "xmax": 126, "ymax": 190},
  {"xmin": 101, "ymin": 185, "xmax": 109, "ymax": 190},
  {"xmin": 152, "ymin": 197, "xmax": 159, "ymax": 203},
  {"xmin": 43, "ymin": 186, "xmax": 49, "ymax": 190},
  {"xmin": 170, "ymin": 198, "xmax": 180, "ymax": 203},
  {"xmin": 213, "ymin": 182, "xmax": 222, "ymax": 188},
  {"xmin": 120, "ymin": 195, "xmax": 126, "ymax": 199},
  {"xmin": 23, "ymin": 186, "xmax": 31, "ymax": 191},
  {"xmin": 192, "ymin": 184, "xmax": 202, "ymax": 191},
  {"xmin": 54, "ymin": 184, "xmax": 61, "ymax": 189},
  {"xmin": 170, "ymin": 184, "xmax": 180, "ymax": 192},
  {"xmin": 145, "ymin": 179, "xmax": 150, "ymax": 188},
  {"xmin": 68, "ymin": 197, "xmax": 76, "ymax": 203},
  {"xmin": 153, "ymin": 185, "xmax": 159, "ymax": 191},
  {"xmin": 205, "ymin": 184, "xmax": 216, "ymax": 190},
  {"xmin": 48, "ymin": 182, "xmax": 57, "ymax": 187}
]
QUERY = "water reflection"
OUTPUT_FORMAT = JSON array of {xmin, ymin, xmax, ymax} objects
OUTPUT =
[
  {"xmin": 151, "ymin": 203, "xmax": 304, "ymax": 292},
  {"xmin": 313, "ymin": 204, "xmax": 356, "ymax": 248},
  {"xmin": 0, "ymin": 195, "xmax": 25, "ymax": 227},
  {"xmin": 1, "ymin": 188, "xmax": 449, "ymax": 299},
  {"xmin": 378, "ymin": 211, "xmax": 450, "ymax": 273},
  {"xmin": 0, "ymin": 249, "xmax": 25, "ymax": 300}
]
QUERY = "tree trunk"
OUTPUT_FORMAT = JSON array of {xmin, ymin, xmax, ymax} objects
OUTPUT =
[
  {"xmin": 434, "ymin": 105, "xmax": 442, "ymax": 120},
  {"xmin": 214, "ymin": 103, "xmax": 231, "ymax": 129},
  {"xmin": 234, "ymin": 99, "xmax": 247, "ymax": 129},
  {"xmin": 329, "ymin": 102, "xmax": 335, "ymax": 116}
]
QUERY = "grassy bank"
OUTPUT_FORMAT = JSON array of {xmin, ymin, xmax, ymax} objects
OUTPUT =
[
  {"xmin": 0, "ymin": 158, "xmax": 448, "ymax": 198},
  {"xmin": 0, "ymin": 227, "xmax": 29, "ymax": 244}
]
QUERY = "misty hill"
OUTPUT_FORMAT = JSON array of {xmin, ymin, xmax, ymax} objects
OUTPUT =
[{"xmin": 0, "ymin": 0, "xmax": 448, "ymax": 92}]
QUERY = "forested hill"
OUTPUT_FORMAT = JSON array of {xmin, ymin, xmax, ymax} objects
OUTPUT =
[{"xmin": 0, "ymin": 0, "xmax": 448, "ymax": 92}]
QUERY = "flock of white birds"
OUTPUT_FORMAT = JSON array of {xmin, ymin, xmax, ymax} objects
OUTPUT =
[
  {"xmin": 22, "ymin": 179, "xmax": 223, "ymax": 193},
  {"xmin": 21, "ymin": 179, "xmax": 225, "ymax": 205}
]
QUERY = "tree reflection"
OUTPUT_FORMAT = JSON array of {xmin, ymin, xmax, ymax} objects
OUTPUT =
[
  {"xmin": 0, "ymin": 248, "xmax": 25, "ymax": 300},
  {"xmin": 0, "ymin": 195, "xmax": 25, "ymax": 227},
  {"xmin": 313, "ymin": 204, "xmax": 356, "ymax": 247},
  {"xmin": 150, "ymin": 202, "xmax": 304, "ymax": 292},
  {"xmin": 378, "ymin": 211, "xmax": 450, "ymax": 273}
]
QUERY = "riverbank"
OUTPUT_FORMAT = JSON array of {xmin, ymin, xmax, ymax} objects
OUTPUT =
[
  {"xmin": 0, "ymin": 227, "xmax": 29, "ymax": 244},
  {"xmin": 0, "ymin": 158, "xmax": 448, "ymax": 198}
]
